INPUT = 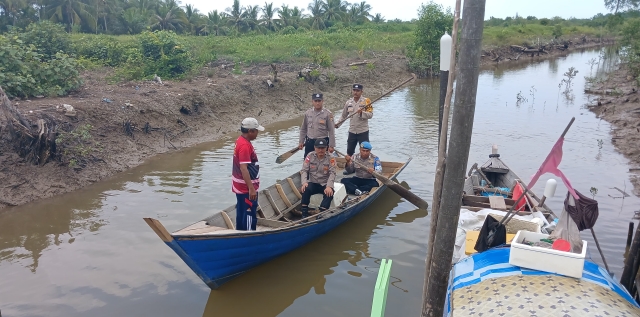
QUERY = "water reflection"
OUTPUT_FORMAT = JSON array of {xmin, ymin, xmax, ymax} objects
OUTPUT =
[
  {"xmin": 0, "ymin": 194, "xmax": 107, "ymax": 272},
  {"xmin": 202, "ymin": 187, "xmax": 425, "ymax": 317}
]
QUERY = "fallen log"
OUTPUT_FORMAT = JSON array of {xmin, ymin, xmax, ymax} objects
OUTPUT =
[
  {"xmin": 347, "ymin": 60, "xmax": 372, "ymax": 66},
  {"xmin": 510, "ymin": 45, "xmax": 526, "ymax": 51}
]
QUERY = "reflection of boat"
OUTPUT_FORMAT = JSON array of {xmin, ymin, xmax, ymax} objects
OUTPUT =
[
  {"xmin": 202, "ymin": 185, "xmax": 426, "ymax": 317},
  {"xmin": 446, "ymin": 150, "xmax": 640, "ymax": 315},
  {"xmin": 144, "ymin": 158, "xmax": 410, "ymax": 289}
]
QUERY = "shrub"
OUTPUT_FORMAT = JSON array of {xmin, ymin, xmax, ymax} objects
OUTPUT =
[
  {"xmin": 138, "ymin": 31, "xmax": 194, "ymax": 78},
  {"xmin": 73, "ymin": 36, "xmax": 135, "ymax": 67},
  {"xmin": 0, "ymin": 35, "xmax": 82, "ymax": 98},
  {"xmin": 309, "ymin": 46, "xmax": 332, "ymax": 67},
  {"xmin": 15, "ymin": 21, "xmax": 71, "ymax": 61},
  {"xmin": 407, "ymin": 1, "xmax": 453, "ymax": 77}
]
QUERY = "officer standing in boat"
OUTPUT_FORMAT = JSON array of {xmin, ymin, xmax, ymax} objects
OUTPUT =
[
  {"xmin": 336, "ymin": 84, "xmax": 372, "ymax": 173},
  {"xmin": 231, "ymin": 118, "xmax": 264, "ymax": 231},
  {"xmin": 298, "ymin": 93, "xmax": 336, "ymax": 159},
  {"xmin": 300, "ymin": 139, "xmax": 336, "ymax": 219}
]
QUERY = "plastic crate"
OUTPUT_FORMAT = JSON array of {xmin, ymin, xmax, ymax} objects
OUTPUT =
[{"xmin": 509, "ymin": 230, "xmax": 587, "ymax": 278}]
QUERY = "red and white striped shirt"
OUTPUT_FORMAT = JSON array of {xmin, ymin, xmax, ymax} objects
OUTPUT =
[{"xmin": 232, "ymin": 136, "xmax": 260, "ymax": 194}]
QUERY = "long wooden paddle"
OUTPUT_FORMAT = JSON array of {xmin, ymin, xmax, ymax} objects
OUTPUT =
[
  {"xmin": 275, "ymin": 146, "xmax": 301, "ymax": 164},
  {"xmin": 334, "ymin": 74, "xmax": 417, "ymax": 128},
  {"xmin": 334, "ymin": 150, "xmax": 429, "ymax": 210}
]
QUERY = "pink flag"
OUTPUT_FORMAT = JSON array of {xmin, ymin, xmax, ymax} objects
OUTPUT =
[{"xmin": 527, "ymin": 137, "xmax": 579, "ymax": 199}]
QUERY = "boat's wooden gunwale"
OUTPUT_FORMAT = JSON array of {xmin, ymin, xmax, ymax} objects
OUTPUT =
[{"xmin": 169, "ymin": 159, "xmax": 408, "ymax": 239}]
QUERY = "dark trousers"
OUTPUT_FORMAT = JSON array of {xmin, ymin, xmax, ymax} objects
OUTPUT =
[
  {"xmin": 341, "ymin": 177, "xmax": 379, "ymax": 194},
  {"xmin": 235, "ymin": 193, "xmax": 257, "ymax": 231},
  {"xmin": 301, "ymin": 183, "xmax": 333, "ymax": 211},
  {"xmin": 304, "ymin": 137, "xmax": 330, "ymax": 159},
  {"xmin": 347, "ymin": 131, "xmax": 370, "ymax": 156}
]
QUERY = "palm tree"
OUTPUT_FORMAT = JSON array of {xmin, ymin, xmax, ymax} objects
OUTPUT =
[
  {"xmin": 225, "ymin": 0, "xmax": 246, "ymax": 34},
  {"xmin": 260, "ymin": 2, "xmax": 278, "ymax": 32},
  {"xmin": 307, "ymin": 0, "xmax": 325, "ymax": 30},
  {"xmin": 0, "ymin": 0, "xmax": 25, "ymax": 26},
  {"xmin": 321, "ymin": 0, "xmax": 347, "ymax": 23},
  {"xmin": 150, "ymin": 0, "xmax": 186, "ymax": 31},
  {"xmin": 46, "ymin": 0, "xmax": 97, "ymax": 32},
  {"xmin": 243, "ymin": 4, "xmax": 260, "ymax": 32},
  {"xmin": 121, "ymin": 7, "xmax": 148, "ymax": 33},
  {"xmin": 184, "ymin": 3, "xmax": 204, "ymax": 34},
  {"xmin": 371, "ymin": 13, "xmax": 384, "ymax": 23},
  {"xmin": 204, "ymin": 9, "xmax": 226, "ymax": 35}
]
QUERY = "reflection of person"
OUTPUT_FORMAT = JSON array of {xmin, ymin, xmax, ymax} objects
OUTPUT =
[
  {"xmin": 341, "ymin": 141, "xmax": 381, "ymax": 196},
  {"xmin": 298, "ymin": 93, "xmax": 336, "ymax": 159},
  {"xmin": 232, "ymin": 118, "xmax": 264, "ymax": 231},
  {"xmin": 337, "ymin": 83, "xmax": 373, "ymax": 161},
  {"xmin": 300, "ymin": 139, "xmax": 336, "ymax": 218}
]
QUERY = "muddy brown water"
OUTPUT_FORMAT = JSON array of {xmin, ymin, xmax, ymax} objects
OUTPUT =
[{"xmin": 2, "ymin": 47, "xmax": 638, "ymax": 317}]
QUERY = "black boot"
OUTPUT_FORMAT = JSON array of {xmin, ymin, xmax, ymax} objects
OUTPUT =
[{"xmin": 301, "ymin": 206, "xmax": 309, "ymax": 218}]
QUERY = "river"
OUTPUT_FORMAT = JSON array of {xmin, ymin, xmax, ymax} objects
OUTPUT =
[{"xmin": 1, "ymin": 46, "xmax": 637, "ymax": 317}]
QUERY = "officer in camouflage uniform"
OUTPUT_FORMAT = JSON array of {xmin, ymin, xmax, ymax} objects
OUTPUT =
[
  {"xmin": 337, "ymin": 83, "xmax": 373, "ymax": 162},
  {"xmin": 298, "ymin": 93, "xmax": 336, "ymax": 159},
  {"xmin": 300, "ymin": 139, "xmax": 336, "ymax": 218},
  {"xmin": 341, "ymin": 141, "xmax": 381, "ymax": 196}
]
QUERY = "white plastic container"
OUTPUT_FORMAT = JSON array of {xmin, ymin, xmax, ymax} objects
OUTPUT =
[
  {"xmin": 308, "ymin": 182, "xmax": 347, "ymax": 208},
  {"xmin": 509, "ymin": 230, "xmax": 587, "ymax": 278}
]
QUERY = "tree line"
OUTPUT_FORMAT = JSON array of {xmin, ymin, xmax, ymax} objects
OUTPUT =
[{"xmin": 0, "ymin": 0, "xmax": 390, "ymax": 35}]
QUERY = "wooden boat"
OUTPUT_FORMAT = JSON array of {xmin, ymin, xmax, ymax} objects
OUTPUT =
[
  {"xmin": 144, "ymin": 157, "xmax": 410, "ymax": 289},
  {"xmin": 461, "ymin": 146, "xmax": 557, "ymax": 223},
  {"xmin": 446, "ymin": 148, "xmax": 640, "ymax": 315}
]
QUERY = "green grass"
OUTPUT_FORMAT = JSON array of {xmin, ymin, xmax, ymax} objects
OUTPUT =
[
  {"xmin": 482, "ymin": 24, "xmax": 604, "ymax": 47},
  {"xmin": 71, "ymin": 27, "xmax": 414, "ymax": 66}
]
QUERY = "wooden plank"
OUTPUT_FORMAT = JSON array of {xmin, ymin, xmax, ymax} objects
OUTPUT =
[
  {"xmin": 268, "ymin": 186, "xmax": 288, "ymax": 211},
  {"xmin": 488, "ymin": 196, "xmax": 507, "ymax": 210},
  {"xmin": 143, "ymin": 218, "xmax": 174, "ymax": 242},
  {"xmin": 257, "ymin": 193, "xmax": 276, "ymax": 219},
  {"xmin": 257, "ymin": 218, "xmax": 288, "ymax": 228},
  {"xmin": 220, "ymin": 211, "xmax": 235, "ymax": 230},
  {"xmin": 287, "ymin": 177, "xmax": 302, "ymax": 199},
  {"xmin": 276, "ymin": 183, "xmax": 293, "ymax": 207},
  {"xmin": 263, "ymin": 189, "xmax": 283, "ymax": 216}
]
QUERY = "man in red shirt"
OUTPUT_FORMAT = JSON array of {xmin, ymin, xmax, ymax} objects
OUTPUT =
[{"xmin": 232, "ymin": 117, "xmax": 264, "ymax": 231}]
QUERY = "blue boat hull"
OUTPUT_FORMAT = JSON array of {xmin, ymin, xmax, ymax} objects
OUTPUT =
[{"xmin": 167, "ymin": 185, "xmax": 386, "ymax": 289}]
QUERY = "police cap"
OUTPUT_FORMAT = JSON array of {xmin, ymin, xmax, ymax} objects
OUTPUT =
[
  {"xmin": 352, "ymin": 84, "xmax": 363, "ymax": 90},
  {"xmin": 314, "ymin": 139, "xmax": 328, "ymax": 148},
  {"xmin": 312, "ymin": 93, "xmax": 323, "ymax": 100}
]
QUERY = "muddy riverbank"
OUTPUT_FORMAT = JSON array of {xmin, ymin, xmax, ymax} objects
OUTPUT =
[
  {"xmin": 0, "ymin": 55, "xmax": 410, "ymax": 209},
  {"xmin": 480, "ymin": 36, "xmax": 615, "ymax": 66},
  {"xmin": 586, "ymin": 64, "xmax": 640, "ymax": 195}
]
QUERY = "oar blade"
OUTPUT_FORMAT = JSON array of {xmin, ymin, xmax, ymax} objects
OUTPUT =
[
  {"xmin": 275, "ymin": 147, "xmax": 300, "ymax": 164},
  {"xmin": 386, "ymin": 182, "xmax": 429, "ymax": 210}
]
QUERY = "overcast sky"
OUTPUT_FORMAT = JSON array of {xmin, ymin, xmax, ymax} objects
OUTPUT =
[{"xmin": 185, "ymin": 0, "xmax": 610, "ymax": 21}]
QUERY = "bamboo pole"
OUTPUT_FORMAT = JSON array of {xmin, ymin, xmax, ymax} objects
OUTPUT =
[
  {"xmin": 621, "ymin": 224, "xmax": 640, "ymax": 291},
  {"xmin": 422, "ymin": 0, "xmax": 461, "ymax": 301},
  {"xmin": 422, "ymin": 0, "xmax": 487, "ymax": 315}
]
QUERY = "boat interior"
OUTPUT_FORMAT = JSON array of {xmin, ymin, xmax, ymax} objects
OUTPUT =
[
  {"xmin": 171, "ymin": 157, "xmax": 406, "ymax": 236},
  {"xmin": 462, "ymin": 154, "xmax": 556, "ymax": 221}
]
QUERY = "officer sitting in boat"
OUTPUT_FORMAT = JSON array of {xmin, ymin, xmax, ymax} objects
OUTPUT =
[
  {"xmin": 340, "ymin": 141, "xmax": 381, "ymax": 196},
  {"xmin": 299, "ymin": 139, "xmax": 336, "ymax": 218}
]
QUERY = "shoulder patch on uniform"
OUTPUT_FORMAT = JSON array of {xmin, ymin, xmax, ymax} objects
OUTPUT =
[
  {"xmin": 305, "ymin": 155, "xmax": 310, "ymax": 162},
  {"xmin": 330, "ymin": 158, "xmax": 336, "ymax": 166}
]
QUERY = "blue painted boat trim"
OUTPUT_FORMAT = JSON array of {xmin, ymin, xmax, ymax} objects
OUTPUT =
[
  {"xmin": 445, "ymin": 247, "xmax": 639, "ymax": 316},
  {"xmin": 157, "ymin": 158, "xmax": 411, "ymax": 289}
]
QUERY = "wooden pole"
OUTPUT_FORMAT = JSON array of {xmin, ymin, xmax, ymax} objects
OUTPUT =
[
  {"xmin": 626, "ymin": 222, "xmax": 635, "ymax": 259},
  {"xmin": 438, "ymin": 70, "xmax": 448, "ymax": 146},
  {"xmin": 422, "ymin": 0, "xmax": 461, "ymax": 302},
  {"xmin": 590, "ymin": 227, "xmax": 611, "ymax": 273},
  {"xmin": 422, "ymin": 0, "xmax": 486, "ymax": 316},
  {"xmin": 621, "ymin": 224, "xmax": 640, "ymax": 291}
]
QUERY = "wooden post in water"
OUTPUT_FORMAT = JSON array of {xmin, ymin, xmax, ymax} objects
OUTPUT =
[
  {"xmin": 621, "ymin": 224, "xmax": 640, "ymax": 291},
  {"xmin": 422, "ymin": 0, "xmax": 486, "ymax": 316},
  {"xmin": 423, "ymin": 0, "xmax": 461, "ymax": 300}
]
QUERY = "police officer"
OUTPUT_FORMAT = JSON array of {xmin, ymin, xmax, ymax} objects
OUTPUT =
[
  {"xmin": 300, "ymin": 139, "xmax": 336, "ymax": 218},
  {"xmin": 336, "ymin": 84, "xmax": 372, "ymax": 171},
  {"xmin": 298, "ymin": 93, "xmax": 336, "ymax": 159},
  {"xmin": 340, "ymin": 141, "xmax": 381, "ymax": 196}
]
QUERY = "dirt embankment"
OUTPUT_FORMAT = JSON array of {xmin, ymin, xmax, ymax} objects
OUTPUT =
[
  {"xmin": 0, "ymin": 56, "xmax": 411, "ymax": 209},
  {"xmin": 479, "ymin": 36, "xmax": 616, "ymax": 67},
  {"xmin": 585, "ymin": 65, "xmax": 640, "ymax": 195}
]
